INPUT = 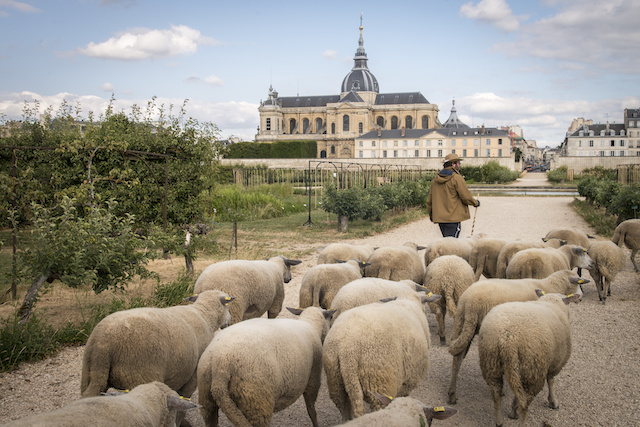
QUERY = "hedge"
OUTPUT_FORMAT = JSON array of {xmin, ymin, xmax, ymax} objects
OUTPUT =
[{"xmin": 224, "ymin": 140, "xmax": 317, "ymax": 158}]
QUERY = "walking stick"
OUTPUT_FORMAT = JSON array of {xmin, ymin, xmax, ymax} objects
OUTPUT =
[{"xmin": 471, "ymin": 193, "xmax": 479, "ymax": 236}]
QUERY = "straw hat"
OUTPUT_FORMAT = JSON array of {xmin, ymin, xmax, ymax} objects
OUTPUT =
[{"xmin": 444, "ymin": 153, "xmax": 463, "ymax": 165}]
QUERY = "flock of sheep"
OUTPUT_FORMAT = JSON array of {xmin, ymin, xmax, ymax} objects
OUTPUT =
[{"xmin": 3, "ymin": 219, "xmax": 639, "ymax": 427}]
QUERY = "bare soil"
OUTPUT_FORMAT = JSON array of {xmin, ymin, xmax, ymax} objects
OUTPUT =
[{"xmin": 1, "ymin": 194, "xmax": 639, "ymax": 426}]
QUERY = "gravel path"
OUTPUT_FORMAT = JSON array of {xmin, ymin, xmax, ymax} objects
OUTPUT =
[{"xmin": 1, "ymin": 194, "xmax": 639, "ymax": 426}]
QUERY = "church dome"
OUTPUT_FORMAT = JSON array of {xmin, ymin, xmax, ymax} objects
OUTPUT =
[{"xmin": 341, "ymin": 17, "xmax": 379, "ymax": 94}]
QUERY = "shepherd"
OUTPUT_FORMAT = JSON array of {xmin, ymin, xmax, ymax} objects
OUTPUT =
[{"xmin": 426, "ymin": 153, "xmax": 480, "ymax": 238}]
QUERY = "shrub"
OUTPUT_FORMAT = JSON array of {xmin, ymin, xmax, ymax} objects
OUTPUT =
[
  {"xmin": 321, "ymin": 186, "xmax": 366, "ymax": 220},
  {"xmin": 547, "ymin": 166, "xmax": 569, "ymax": 183},
  {"xmin": 0, "ymin": 314, "xmax": 60, "ymax": 372},
  {"xmin": 360, "ymin": 190, "xmax": 387, "ymax": 221},
  {"xmin": 481, "ymin": 161, "xmax": 520, "ymax": 183},
  {"xmin": 610, "ymin": 184, "xmax": 640, "ymax": 223}
]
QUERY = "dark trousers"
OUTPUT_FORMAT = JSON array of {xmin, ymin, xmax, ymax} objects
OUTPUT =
[{"xmin": 439, "ymin": 222, "xmax": 461, "ymax": 238}]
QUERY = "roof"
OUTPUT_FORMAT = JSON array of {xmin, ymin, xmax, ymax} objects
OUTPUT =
[
  {"xmin": 339, "ymin": 91, "xmax": 364, "ymax": 103},
  {"xmin": 375, "ymin": 92, "xmax": 429, "ymax": 105},
  {"xmin": 567, "ymin": 123, "xmax": 626, "ymax": 137},
  {"xmin": 357, "ymin": 126, "xmax": 509, "ymax": 139},
  {"xmin": 442, "ymin": 100, "xmax": 469, "ymax": 129}
]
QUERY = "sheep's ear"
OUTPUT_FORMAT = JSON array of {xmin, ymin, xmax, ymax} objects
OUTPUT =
[
  {"xmin": 572, "ymin": 246, "xmax": 586, "ymax": 255},
  {"xmin": 370, "ymin": 391, "xmax": 393, "ymax": 407},
  {"xmin": 285, "ymin": 258, "xmax": 302, "ymax": 267},
  {"xmin": 563, "ymin": 293, "xmax": 581, "ymax": 304},
  {"xmin": 570, "ymin": 276, "xmax": 589, "ymax": 285},
  {"xmin": 416, "ymin": 245, "xmax": 428, "ymax": 251},
  {"xmin": 535, "ymin": 289, "xmax": 546, "ymax": 298},
  {"xmin": 560, "ymin": 239, "xmax": 567, "ymax": 245},
  {"xmin": 220, "ymin": 296, "xmax": 235, "ymax": 306},
  {"xmin": 166, "ymin": 395, "xmax": 201, "ymax": 411},
  {"xmin": 102, "ymin": 389, "xmax": 128, "ymax": 396},
  {"xmin": 379, "ymin": 296, "xmax": 398, "ymax": 303},
  {"xmin": 359, "ymin": 260, "xmax": 371, "ymax": 268},
  {"xmin": 542, "ymin": 237, "xmax": 548, "ymax": 242},
  {"xmin": 587, "ymin": 234, "xmax": 595, "ymax": 239},
  {"xmin": 183, "ymin": 294, "xmax": 199, "ymax": 303},
  {"xmin": 424, "ymin": 406, "xmax": 458, "ymax": 421},
  {"xmin": 323, "ymin": 309, "xmax": 336, "ymax": 320},
  {"xmin": 335, "ymin": 259, "xmax": 346, "ymax": 263},
  {"xmin": 415, "ymin": 284, "xmax": 431, "ymax": 293},
  {"xmin": 422, "ymin": 292, "xmax": 441, "ymax": 303},
  {"xmin": 286, "ymin": 307, "xmax": 304, "ymax": 316}
]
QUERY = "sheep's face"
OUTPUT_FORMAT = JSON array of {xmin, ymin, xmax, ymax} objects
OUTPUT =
[
  {"xmin": 575, "ymin": 248, "xmax": 594, "ymax": 270},
  {"xmin": 220, "ymin": 307, "xmax": 231, "ymax": 329}
]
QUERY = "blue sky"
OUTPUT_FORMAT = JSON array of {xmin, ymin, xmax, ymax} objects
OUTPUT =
[{"xmin": 1, "ymin": 0, "xmax": 639, "ymax": 148}]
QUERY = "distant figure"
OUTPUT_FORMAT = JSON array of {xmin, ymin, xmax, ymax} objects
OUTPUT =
[{"xmin": 426, "ymin": 153, "xmax": 480, "ymax": 238}]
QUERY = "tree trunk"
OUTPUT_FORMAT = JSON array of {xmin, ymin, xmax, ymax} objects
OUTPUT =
[
  {"xmin": 338, "ymin": 215, "xmax": 349, "ymax": 232},
  {"xmin": 17, "ymin": 273, "xmax": 50, "ymax": 326}
]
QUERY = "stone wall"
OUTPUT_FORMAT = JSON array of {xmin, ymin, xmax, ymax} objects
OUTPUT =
[{"xmin": 550, "ymin": 156, "xmax": 640, "ymax": 173}]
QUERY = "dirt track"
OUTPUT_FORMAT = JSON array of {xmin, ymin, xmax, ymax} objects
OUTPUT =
[{"xmin": 1, "ymin": 192, "xmax": 639, "ymax": 426}]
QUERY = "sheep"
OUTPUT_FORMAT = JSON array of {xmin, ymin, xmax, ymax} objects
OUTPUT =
[
  {"xmin": 505, "ymin": 244, "xmax": 594, "ymax": 279},
  {"xmin": 478, "ymin": 291, "xmax": 580, "ymax": 426},
  {"xmin": 446, "ymin": 270, "xmax": 588, "ymax": 404},
  {"xmin": 299, "ymin": 259, "xmax": 369, "ymax": 309},
  {"xmin": 335, "ymin": 393, "xmax": 457, "ymax": 426},
  {"xmin": 81, "ymin": 290, "xmax": 234, "ymax": 426},
  {"xmin": 196, "ymin": 306, "xmax": 333, "ymax": 427},
  {"xmin": 587, "ymin": 240, "xmax": 627, "ymax": 304},
  {"xmin": 424, "ymin": 235, "xmax": 483, "ymax": 268},
  {"xmin": 422, "ymin": 254, "xmax": 476, "ymax": 345},
  {"xmin": 468, "ymin": 238, "xmax": 508, "ymax": 281},
  {"xmin": 495, "ymin": 238, "xmax": 566, "ymax": 278},
  {"xmin": 193, "ymin": 255, "xmax": 301, "ymax": 324},
  {"xmin": 322, "ymin": 293, "xmax": 435, "ymax": 421},
  {"xmin": 4, "ymin": 382, "xmax": 200, "ymax": 427},
  {"xmin": 364, "ymin": 242, "xmax": 426, "ymax": 284},
  {"xmin": 317, "ymin": 243, "xmax": 376, "ymax": 265},
  {"xmin": 543, "ymin": 227, "xmax": 594, "ymax": 249},
  {"xmin": 611, "ymin": 218, "xmax": 640, "ymax": 272},
  {"xmin": 329, "ymin": 277, "xmax": 440, "ymax": 325}
]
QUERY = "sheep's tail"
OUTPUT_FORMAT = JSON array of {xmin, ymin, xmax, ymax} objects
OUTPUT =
[
  {"xmin": 80, "ymin": 339, "xmax": 111, "ymax": 397},
  {"xmin": 376, "ymin": 266, "xmax": 393, "ymax": 280},
  {"xmin": 611, "ymin": 226, "xmax": 625, "ymax": 247},
  {"xmin": 299, "ymin": 285, "xmax": 312, "ymax": 308},
  {"xmin": 209, "ymin": 375, "xmax": 253, "ymax": 427},
  {"xmin": 500, "ymin": 334, "xmax": 527, "ymax": 416},
  {"xmin": 448, "ymin": 300, "xmax": 477, "ymax": 356},
  {"xmin": 472, "ymin": 251, "xmax": 485, "ymax": 282},
  {"xmin": 445, "ymin": 278, "xmax": 459, "ymax": 317},
  {"xmin": 340, "ymin": 352, "xmax": 366, "ymax": 418}
]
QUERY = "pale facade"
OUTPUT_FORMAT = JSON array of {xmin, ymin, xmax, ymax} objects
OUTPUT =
[
  {"xmin": 255, "ymin": 21, "xmax": 440, "ymax": 159},
  {"xmin": 562, "ymin": 108, "xmax": 640, "ymax": 157}
]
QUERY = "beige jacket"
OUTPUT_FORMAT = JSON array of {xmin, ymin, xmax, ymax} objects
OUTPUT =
[{"xmin": 425, "ymin": 166, "xmax": 478, "ymax": 223}]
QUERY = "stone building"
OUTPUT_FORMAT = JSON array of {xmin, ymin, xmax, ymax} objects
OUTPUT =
[{"xmin": 255, "ymin": 18, "xmax": 440, "ymax": 159}]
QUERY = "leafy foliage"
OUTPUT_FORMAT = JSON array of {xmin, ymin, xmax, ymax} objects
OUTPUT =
[
  {"xmin": 547, "ymin": 166, "xmax": 569, "ymax": 183},
  {"xmin": 459, "ymin": 161, "xmax": 519, "ymax": 184},
  {"xmin": 223, "ymin": 140, "xmax": 317, "ymax": 158},
  {"xmin": 576, "ymin": 169, "xmax": 640, "ymax": 223}
]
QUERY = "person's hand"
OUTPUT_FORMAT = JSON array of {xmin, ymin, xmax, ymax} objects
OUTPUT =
[{"xmin": 475, "ymin": 200, "xmax": 480, "ymax": 207}]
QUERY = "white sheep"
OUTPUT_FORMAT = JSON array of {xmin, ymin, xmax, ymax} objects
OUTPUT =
[
  {"xmin": 495, "ymin": 238, "xmax": 566, "ymax": 278},
  {"xmin": 364, "ymin": 242, "xmax": 426, "ymax": 284},
  {"xmin": 478, "ymin": 291, "xmax": 580, "ymax": 426},
  {"xmin": 587, "ymin": 240, "xmax": 627, "ymax": 304},
  {"xmin": 193, "ymin": 255, "xmax": 301, "ymax": 324},
  {"xmin": 335, "ymin": 393, "xmax": 457, "ymax": 427},
  {"xmin": 423, "ymin": 255, "xmax": 476, "ymax": 345},
  {"xmin": 468, "ymin": 238, "xmax": 508, "ymax": 281},
  {"xmin": 196, "ymin": 306, "xmax": 333, "ymax": 427},
  {"xmin": 323, "ymin": 293, "xmax": 435, "ymax": 421},
  {"xmin": 317, "ymin": 243, "xmax": 376, "ymax": 264},
  {"xmin": 81, "ymin": 289, "xmax": 234, "ymax": 427},
  {"xmin": 611, "ymin": 218, "xmax": 640, "ymax": 272},
  {"xmin": 543, "ymin": 227, "xmax": 594, "ymax": 249},
  {"xmin": 424, "ymin": 235, "xmax": 483, "ymax": 268},
  {"xmin": 505, "ymin": 244, "xmax": 594, "ymax": 279},
  {"xmin": 329, "ymin": 277, "xmax": 440, "ymax": 325},
  {"xmin": 4, "ymin": 382, "xmax": 200, "ymax": 427},
  {"xmin": 299, "ymin": 259, "xmax": 369, "ymax": 309},
  {"xmin": 446, "ymin": 270, "xmax": 588, "ymax": 404}
]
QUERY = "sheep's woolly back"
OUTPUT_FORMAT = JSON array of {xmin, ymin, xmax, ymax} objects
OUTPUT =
[
  {"xmin": 612, "ymin": 219, "xmax": 640, "ymax": 272},
  {"xmin": 318, "ymin": 243, "xmax": 376, "ymax": 265},
  {"xmin": 329, "ymin": 278, "xmax": 424, "ymax": 324},
  {"xmin": 496, "ymin": 239, "xmax": 566, "ymax": 278},
  {"xmin": 335, "ymin": 396, "xmax": 435, "ymax": 426},
  {"xmin": 448, "ymin": 270, "xmax": 580, "ymax": 356},
  {"xmin": 505, "ymin": 245, "xmax": 592, "ymax": 279},
  {"xmin": 197, "ymin": 308, "xmax": 328, "ymax": 427},
  {"xmin": 81, "ymin": 290, "xmax": 231, "ymax": 398},
  {"xmin": 6, "ymin": 382, "xmax": 189, "ymax": 427},
  {"xmin": 364, "ymin": 242, "xmax": 424, "ymax": 284},
  {"xmin": 424, "ymin": 255, "xmax": 474, "ymax": 317},
  {"xmin": 193, "ymin": 256, "xmax": 292, "ymax": 323},
  {"xmin": 468, "ymin": 238, "xmax": 508, "ymax": 281},
  {"xmin": 478, "ymin": 294, "xmax": 573, "ymax": 425},
  {"xmin": 587, "ymin": 240, "xmax": 627, "ymax": 301},
  {"xmin": 544, "ymin": 228, "xmax": 591, "ymax": 249},
  {"xmin": 299, "ymin": 260, "xmax": 363, "ymax": 309},
  {"xmin": 323, "ymin": 296, "xmax": 431, "ymax": 420},
  {"xmin": 424, "ymin": 236, "xmax": 480, "ymax": 268}
]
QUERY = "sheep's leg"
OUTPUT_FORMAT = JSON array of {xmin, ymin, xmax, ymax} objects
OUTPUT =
[
  {"xmin": 436, "ymin": 303, "xmax": 447, "ymax": 346},
  {"xmin": 200, "ymin": 403, "xmax": 219, "ymax": 427},
  {"xmin": 547, "ymin": 376, "xmax": 560, "ymax": 409},
  {"xmin": 631, "ymin": 248, "xmax": 639, "ymax": 272},
  {"xmin": 302, "ymin": 392, "xmax": 319, "ymax": 427},
  {"xmin": 487, "ymin": 376, "xmax": 504, "ymax": 427},
  {"xmin": 447, "ymin": 344, "xmax": 470, "ymax": 404}
]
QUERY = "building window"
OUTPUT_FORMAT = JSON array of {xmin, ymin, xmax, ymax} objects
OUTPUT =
[
  {"xmin": 359, "ymin": 141, "xmax": 363, "ymax": 147},
  {"xmin": 486, "ymin": 139, "xmax": 490, "ymax": 144},
  {"xmin": 391, "ymin": 116, "xmax": 399, "ymax": 129},
  {"xmin": 452, "ymin": 149, "xmax": 456, "ymax": 154},
  {"xmin": 589, "ymin": 140, "xmax": 594, "ymax": 147},
  {"xmin": 486, "ymin": 149, "xmax": 491, "ymax": 156},
  {"xmin": 438, "ymin": 140, "xmax": 443, "ymax": 146},
  {"xmin": 498, "ymin": 149, "xmax": 502, "ymax": 157},
  {"xmin": 463, "ymin": 139, "xmax": 467, "ymax": 146},
  {"xmin": 452, "ymin": 139, "xmax": 456, "ymax": 146},
  {"xmin": 621, "ymin": 140, "xmax": 625, "ymax": 146},
  {"xmin": 474, "ymin": 139, "xmax": 479, "ymax": 146},
  {"xmin": 498, "ymin": 138, "xmax": 502, "ymax": 145},
  {"xmin": 383, "ymin": 141, "xmax": 387, "ymax": 147},
  {"xmin": 426, "ymin": 149, "xmax": 431, "ymax": 157},
  {"xmin": 315, "ymin": 118, "xmax": 323, "ymax": 133},
  {"xmin": 343, "ymin": 115, "xmax": 350, "ymax": 132},
  {"xmin": 421, "ymin": 115, "xmax": 429, "ymax": 129},
  {"xmin": 427, "ymin": 140, "xmax": 432, "ymax": 146},
  {"xmin": 266, "ymin": 118, "xmax": 271, "ymax": 131},
  {"xmin": 393, "ymin": 150, "xmax": 398, "ymax": 157},
  {"xmin": 303, "ymin": 118, "xmax": 310, "ymax": 133},
  {"xmin": 377, "ymin": 116, "xmax": 384, "ymax": 128},
  {"xmin": 383, "ymin": 150, "xmax": 387, "ymax": 158},
  {"xmin": 372, "ymin": 141, "xmax": 376, "ymax": 147},
  {"xmin": 289, "ymin": 119, "xmax": 296, "ymax": 134},
  {"xmin": 599, "ymin": 151, "xmax": 605, "ymax": 156},
  {"xmin": 403, "ymin": 150, "xmax": 407, "ymax": 157},
  {"xmin": 463, "ymin": 149, "xmax": 467, "ymax": 157},
  {"xmin": 394, "ymin": 140, "xmax": 398, "ymax": 147},
  {"xmin": 414, "ymin": 150, "xmax": 419, "ymax": 157},
  {"xmin": 331, "ymin": 123, "xmax": 335, "ymax": 134},
  {"xmin": 403, "ymin": 140, "xmax": 408, "ymax": 147},
  {"xmin": 474, "ymin": 149, "xmax": 478, "ymax": 157},
  {"xmin": 359, "ymin": 122, "xmax": 363, "ymax": 133},
  {"xmin": 331, "ymin": 146, "xmax": 335, "ymax": 155},
  {"xmin": 610, "ymin": 151, "xmax": 615, "ymax": 156},
  {"xmin": 415, "ymin": 140, "xmax": 420, "ymax": 146},
  {"xmin": 405, "ymin": 116, "xmax": 413, "ymax": 129},
  {"xmin": 438, "ymin": 149, "xmax": 443, "ymax": 157},
  {"xmin": 372, "ymin": 151, "xmax": 376, "ymax": 158},
  {"xmin": 359, "ymin": 151, "xmax": 363, "ymax": 158},
  {"xmin": 579, "ymin": 140, "xmax": 582, "ymax": 147}
]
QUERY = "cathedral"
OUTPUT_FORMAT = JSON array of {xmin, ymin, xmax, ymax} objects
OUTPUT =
[{"xmin": 255, "ymin": 18, "xmax": 440, "ymax": 158}]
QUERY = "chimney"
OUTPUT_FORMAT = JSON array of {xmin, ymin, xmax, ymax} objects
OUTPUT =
[
  {"xmin": 377, "ymin": 128, "xmax": 382, "ymax": 136},
  {"xmin": 401, "ymin": 127, "xmax": 406, "ymax": 137},
  {"xmin": 481, "ymin": 124, "xmax": 485, "ymax": 135}
]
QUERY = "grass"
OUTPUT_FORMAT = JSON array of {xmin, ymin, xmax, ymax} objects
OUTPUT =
[{"xmin": 572, "ymin": 199, "xmax": 618, "ymax": 237}]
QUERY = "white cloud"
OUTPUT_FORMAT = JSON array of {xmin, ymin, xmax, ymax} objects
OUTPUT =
[
  {"xmin": 493, "ymin": 0, "xmax": 640, "ymax": 73},
  {"xmin": 0, "ymin": 0, "xmax": 41, "ymax": 14},
  {"xmin": 76, "ymin": 25, "xmax": 219, "ymax": 61},
  {"xmin": 204, "ymin": 75, "xmax": 223, "ymax": 86},
  {"xmin": 322, "ymin": 50, "xmax": 338, "ymax": 60},
  {"xmin": 459, "ymin": 0, "xmax": 524, "ymax": 32},
  {"xmin": 101, "ymin": 82, "xmax": 115, "ymax": 92}
]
